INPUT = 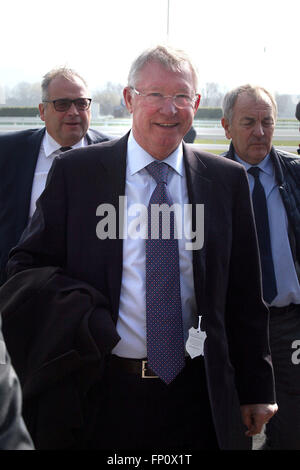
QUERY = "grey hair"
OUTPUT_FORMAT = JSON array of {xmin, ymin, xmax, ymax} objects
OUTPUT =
[
  {"xmin": 127, "ymin": 44, "xmax": 199, "ymax": 92},
  {"xmin": 222, "ymin": 84, "xmax": 278, "ymax": 123},
  {"xmin": 41, "ymin": 67, "xmax": 89, "ymax": 101}
]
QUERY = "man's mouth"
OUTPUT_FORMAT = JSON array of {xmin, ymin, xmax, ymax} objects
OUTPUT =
[
  {"xmin": 155, "ymin": 123, "xmax": 178, "ymax": 128},
  {"xmin": 250, "ymin": 141, "xmax": 266, "ymax": 146}
]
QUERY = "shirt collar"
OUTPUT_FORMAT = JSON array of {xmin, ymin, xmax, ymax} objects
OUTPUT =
[
  {"xmin": 235, "ymin": 152, "xmax": 273, "ymax": 176},
  {"xmin": 43, "ymin": 130, "xmax": 86, "ymax": 158},
  {"xmin": 127, "ymin": 131, "xmax": 184, "ymax": 177}
]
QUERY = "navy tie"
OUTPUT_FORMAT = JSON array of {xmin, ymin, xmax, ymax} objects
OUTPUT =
[
  {"xmin": 145, "ymin": 161, "xmax": 185, "ymax": 384},
  {"xmin": 248, "ymin": 166, "xmax": 277, "ymax": 303},
  {"xmin": 59, "ymin": 146, "xmax": 72, "ymax": 152}
]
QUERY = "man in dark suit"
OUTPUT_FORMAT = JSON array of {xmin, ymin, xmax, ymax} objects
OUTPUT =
[
  {"xmin": 3, "ymin": 46, "xmax": 277, "ymax": 450},
  {"xmin": 0, "ymin": 67, "xmax": 112, "ymax": 285},
  {"xmin": 221, "ymin": 84, "xmax": 300, "ymax": 450}
]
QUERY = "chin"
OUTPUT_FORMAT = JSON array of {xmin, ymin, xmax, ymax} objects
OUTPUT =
[{"xmin": 64, "ymin": 132, "xmax": 83, "ymax": 145}]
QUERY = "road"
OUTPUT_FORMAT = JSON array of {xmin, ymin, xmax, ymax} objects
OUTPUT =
[{"xmin": 1, "ymin": 120, "xmax": 299, "ymax": 154}]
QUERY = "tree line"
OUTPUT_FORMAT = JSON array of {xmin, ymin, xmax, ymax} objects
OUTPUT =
[{"xmin": 2, "ymin": 81, "xmax": 299, "ymax": 119}]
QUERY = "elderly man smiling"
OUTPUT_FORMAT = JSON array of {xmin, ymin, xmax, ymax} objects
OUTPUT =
[{"xmin": 2, "ymin": 46, "xmax": 276, "ymax": 450}]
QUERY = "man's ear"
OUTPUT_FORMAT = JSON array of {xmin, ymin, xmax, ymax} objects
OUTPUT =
[
  {"xmin": 193, "ymin": 93, "xmax": 201, "ymax": 115},
  {"xmin": 39, "ymin": 103, "xmax": 45, "ymax": 122},
  {"xmin": 123, "ymin": 87, "xmax": 133, "ymax": 114},
  {"xmin": 221, "ymin": 117, "xmax": 232, "ymax": 140}
]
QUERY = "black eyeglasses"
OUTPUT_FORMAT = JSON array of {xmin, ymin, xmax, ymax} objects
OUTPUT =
[{"xmin": 43, "ymin": 98, "xmax": 92, "ymax": 112}]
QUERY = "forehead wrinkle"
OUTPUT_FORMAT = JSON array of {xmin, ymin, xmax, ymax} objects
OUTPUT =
[
  {"xmin": 135, "ymin": 62, "xmax": 195, "ymax": 96},
  {"xmin": 234, "ymin": 102, "xmax": 275, "ymax": 123}
]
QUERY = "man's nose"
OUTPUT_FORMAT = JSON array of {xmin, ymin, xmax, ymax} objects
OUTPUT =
[
  {"xmin": 67, "ymin": 102, "xmax": 79, "ymax": 115},
  {"xmin": 159, "ymin": 97, "xmax": 177, "ymax": 114},
  {"xmin": 253, "ymin": 121, "xmax": 264, "ymax": 137}
]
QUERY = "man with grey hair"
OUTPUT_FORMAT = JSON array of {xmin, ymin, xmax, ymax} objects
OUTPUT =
[
  {"xmin": 221, "ymin": 84, "xmax": 300, "ymax": 450},
  {"xmin": 2, "ymin": 46, "xmax": 276, "ymax": 450},
  {"xmin": 0, "ymin": 67, "xmax": 112, "ymax": 285}
]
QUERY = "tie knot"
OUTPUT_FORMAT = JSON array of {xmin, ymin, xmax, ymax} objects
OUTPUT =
[
  {"xmin": 60, "ymin": 146, "xmax": 72, "ymax": 152},
  {"xmin": 248, "ymin": 166, "xmax": 261, "ymax": 179},
  {"xmin": 146, "ymin": 161, "xmax": 169, "ymax": 184}
]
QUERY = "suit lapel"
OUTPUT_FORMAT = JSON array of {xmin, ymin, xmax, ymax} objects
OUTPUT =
[
  {"xmin": 15, "ymin": 128, "xmax": 45, "ymax": 235},
  {"xmin": 86, "ymin": 129, "xmax": 100, "ymax": 145},
  {"xmin": 183, "ymin": 143, "xmax": 212, "ymax": 315},
  {"xmin": 95, "ymin": 134, "xmax": 128, "ymax": 321},
  {"xmin": 86, "ymin": 130, "xmax": 95, "ymax": 144}
]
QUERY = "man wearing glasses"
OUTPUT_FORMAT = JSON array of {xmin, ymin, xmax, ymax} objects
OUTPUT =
[
  {"xmin": 2, "ymin": 46, "xmax": 276, "ymax": 450},
  {"xmin": 0, "ymin": 67, "xmax": 112, "ymax": 285}
]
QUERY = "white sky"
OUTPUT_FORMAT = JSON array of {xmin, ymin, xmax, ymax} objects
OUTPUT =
[{"xmin": 1, "ymin": 0, "xmax": 299, "ymax": 95}]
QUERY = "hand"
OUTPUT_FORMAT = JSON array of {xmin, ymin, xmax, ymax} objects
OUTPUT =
[{"xmin": 240, "ymin": 403, "xmax": 278, "ymax": 437}]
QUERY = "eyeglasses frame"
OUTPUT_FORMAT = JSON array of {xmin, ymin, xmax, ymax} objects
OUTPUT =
[
  {"xmin": 130, "ymin": 87, "xmax": 199, "ymax": 109},
  {"xmin": 43, "ymin": 97, "xmax": 92, "ymax": 112}
]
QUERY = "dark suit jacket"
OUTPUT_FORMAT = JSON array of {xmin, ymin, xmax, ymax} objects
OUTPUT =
[
  {"xmin": 0, "ymin": 266, "xmax": 118, "ymax": 449},
  {"xmin": 0, "ymin": 127, "xmax": 113, "ymax": 285},
  {"xmin": 4, "ymin": 133, "xmax": 275, "ymax": 449},
  {"xmin": 222, "ymin": 142, "xmax": 300, "ymax": 276}
]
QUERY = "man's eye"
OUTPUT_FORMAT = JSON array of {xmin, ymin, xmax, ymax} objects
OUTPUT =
[
  {"xmin": 57, "ymin": 100, "xmax": 69, "ymax": 106},
  {"xmin": 148, "ymin": 93, "xmax": 163, "ymax": 98}
]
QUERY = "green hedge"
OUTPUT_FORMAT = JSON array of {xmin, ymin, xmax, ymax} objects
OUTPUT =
[
  {"xmin": 195, "ymin": 107, "xmax": 223, "ymax": 119},
  {"xmin": 0, "ymin": 106, "xmax": 223, "ymax": 119},
  {"xmin": 0, "ymin": 107, "xmax": 40, "ymax": 117}
]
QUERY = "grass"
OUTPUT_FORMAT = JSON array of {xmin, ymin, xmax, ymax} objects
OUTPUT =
[
  {"xmin": 195, "ymin": 139, "xmax": 300, "ymax": 146},
  {"xmin": 195, "ymin": 139, "xmax": 300, "ymax": 156}
]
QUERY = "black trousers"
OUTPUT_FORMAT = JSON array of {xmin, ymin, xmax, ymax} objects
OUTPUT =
[
  {"xmin": 265, "ymin": 304, "xmax": 300, "ymax": 449},
  {"xmin": 85, "ymin": 356, "xmax": 219, "ymax": 451}
]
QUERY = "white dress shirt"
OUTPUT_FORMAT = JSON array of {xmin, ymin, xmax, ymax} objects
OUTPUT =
[
  {"xmin": 236, "ymin": 153, "xmax": 300, "ymax": 307},
  {"xmin": 29, "ymin": 131, "xmax": 87, "ymax": 218},
  {"xmin": 112, "ymin": 132, "xmax": 198, "ymax": 358}
]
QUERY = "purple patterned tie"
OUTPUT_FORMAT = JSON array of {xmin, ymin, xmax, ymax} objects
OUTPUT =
[{"xmin": 145, "ymin": 161, "xmax": 185, "ymax": 384}]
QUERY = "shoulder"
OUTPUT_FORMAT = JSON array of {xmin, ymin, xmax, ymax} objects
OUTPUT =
[
  {"xmin": 0, "ymin": 128, "xmax": 44, "ymax": 145},
  {"xmin": 274, "ymin": 147, "xmax": 300, "ymax": 164},
  {"xmin": 273, "ymin": 148, "xmax": 300, "ymax": 183},
  {"xmin": 184, "ymin": 144, "xmax": 249, "ymax": 199},
  {"xmin": 186, "ymin": 144, "xmax": 245, "ymax": 174},
  {"xmin": 87, "ymin": 128, "xmax": 115, "ymax": 144},
  {"xmin": 55, "ymin": 134, "xmax": 127, "ymax": 169},
  {"xmin": 0, "ymin": 128, "xmax": 44, "ymax": 166}
]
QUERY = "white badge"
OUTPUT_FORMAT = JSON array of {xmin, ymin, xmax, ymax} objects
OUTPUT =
[{"xmin": 185, "ymin": 316, "xmax": 207, "ymax": 359}]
